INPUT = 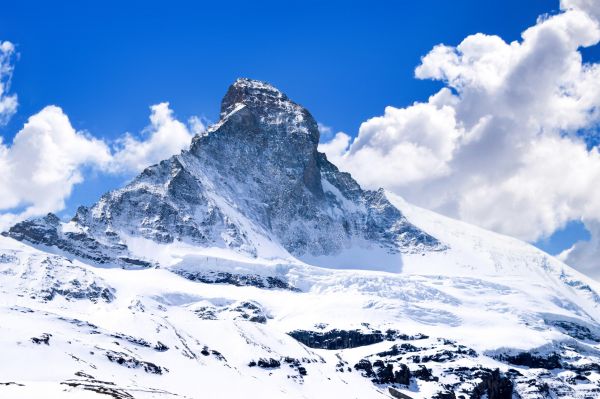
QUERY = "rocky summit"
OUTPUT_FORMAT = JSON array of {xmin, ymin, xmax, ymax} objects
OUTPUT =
[{"xmin": 5, "ymin": 78, "xmax": 442, "ymax": 268}]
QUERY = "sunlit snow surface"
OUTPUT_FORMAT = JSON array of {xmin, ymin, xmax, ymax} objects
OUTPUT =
[
  {"xmin": 1, "ymin": 78, "xmax": 599, "ymax": 398},
  {"xmin": 1, "ymin": 193, "xmax": 600, "ymax": 398}
]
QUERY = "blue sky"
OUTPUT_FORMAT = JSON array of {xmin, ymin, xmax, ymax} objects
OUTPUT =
[
  {"xmin": 0, "ymin": 0, "xmax": 598, "ymax": 259},
  {"xmin": 0, "ymin": 1, "xmax": 559, "ymax": 138}
]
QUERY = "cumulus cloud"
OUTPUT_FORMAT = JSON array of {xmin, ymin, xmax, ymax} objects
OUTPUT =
[
  {"xmin": 559, "ymin": 220, "xmax": 600, "ymax": 277},
  {"xmin": 0, "ymin": 41, "xmax": 18, "ymax": 125},
  {"xmin": 561, "ymin": 0, "xmax": 600, "ymax": 22},
  {"xmin": 111, "ymin": 102, "xmax": 196, "ymax": 173},
  {"xmin": 319, "ymin": 2, "xmax": 600, "ymax": 277},
  {"xmin": 0, "ymin": 99, "xmax": 199, "ymax": 229},
  {"xmin": 0, "ymin": 106, "xmax": 112, "ymax": 227},
  {"xmin": 317, "ymin": 122, "xmax": 336, "ymax": 142}
]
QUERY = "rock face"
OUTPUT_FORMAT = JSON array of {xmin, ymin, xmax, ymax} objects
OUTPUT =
[
  {"xmin": 4, "ymin": 78, "xmax": 442, "ymax": 266},
  {"xmin": 288, "ymin": 329, "xmax": 386, "ymax": 350}
]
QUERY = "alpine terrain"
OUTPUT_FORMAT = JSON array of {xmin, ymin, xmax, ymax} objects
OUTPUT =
[{"xmin": 1, "ymin": 78, "xmax": 600, "ymax": 399}]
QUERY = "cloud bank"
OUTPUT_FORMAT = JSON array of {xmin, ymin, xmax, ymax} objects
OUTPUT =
[
  {"xmin": 320, "ymin": 1, "xmax": 600, "ymax": 277},
  {"xmin": 0, "ymin": 98, "xmax": 200, "ymax": 228}
]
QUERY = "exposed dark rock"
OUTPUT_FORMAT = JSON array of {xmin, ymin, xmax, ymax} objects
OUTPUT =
[
  {"xmin": 58, "ymin": 317, "xmax": 98, "ymax": 330},
  {"xmin": 470, "ymin": 369, "xmax": 512, "ymax": 399},
  {"xmin": 497, "ymin": 352, "xmax": 561, "ymax": 369},
  {"xmin": 109, "ymin": 333, "xmax": 168, "ymax": 352},
  {"xmin": 211, "ymin": 350, "xmax": 226, "ymax": 361},
  {"xmin": 413, "ymin": 365, "xmax": 437, "ymax": 382},
  {"xmin": 354, "ymin": 359, "xmax": 375, "ymax": 378},
  {"xmin": 432, "ymin": 391, "xmax": 456, "ymax": 399},
  {"xmin": 565, "ymin": 361, "xmax": 600, "ymax": 373},
  {"xmin": 31, "ymin": 333, "xmax": 51, "ymax": 345},
  {"xmin": 257, "ymin": 358, "xmax": 281, "ymax": 369},
  {"xmin": 3, "ymin": 214, "xmax": 134, "ymax": 268},
  {"xmin": 547, "ymin": 320, "xmax": 600, "ymax": 342},
  {"xmin": 194, "ymin": 306, "xmax": 218, "ymax": 320},
  {"xmin": 281, "ymin": 357, "xmax": 308, "ymax": 376},
  {"xmin": 41, "ymin": 280, "xmax": 115, "ymax": 303},
  {"xmin": 73, "ymin": 371, "xmax": 95, "ymax": 379},
  {"xmin": 283, "ymin": 357, "xmax": 301, "ymax": 367},
  {"xmin": 355, "ymin": 358, "xmax": 413, "ymax": 386},
  {"xmin": 232, "ymin": 301, "xmax": 268, "ymax": 323},
  {"xmin": 377, "ymin": 343, "xmax": 422, "ymax": 357},
  {"xmin": 105, "ymin": 350, "xmax": 166, "ymax": 374},
  {"xmin": 193, "ymin": 300, "xmax": 269, "ymax": 323},
  {"xmin": 173, "ymin": 270, "xmax": 299, "ymax": 291},
  {"xmin": 421, "ymin": 350, "xmax": 459, "ymax": 363},
  {"xmin": 154, "ymin": 341, "xmax": 169, "ymax": 352},
  {"xmin": 0, "ymin": 382, "xmax": 25, "ymax": 387},
  {"xmin": 288, "ymin": 329, "xmax": 384, "ymax": 349},
  {"xmin": 118, "ymin": 257, "xmax": 153, "ymax": 268},
  {"xmin": 110, "ymin": 333, "xmax": 151, "ymax": 348},
  {"xmin": 369, "ymin": 360, "xmax": 411, "ymax": 385}
]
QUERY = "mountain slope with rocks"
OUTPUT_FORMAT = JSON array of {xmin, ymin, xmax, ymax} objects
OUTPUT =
[
  {"xmin": 6, "ymin": 78, "xmax": 442, "ymax": 272},
  {"xmin": 1, "ymin": 78, "xmax": 600, "ymax": 399}
]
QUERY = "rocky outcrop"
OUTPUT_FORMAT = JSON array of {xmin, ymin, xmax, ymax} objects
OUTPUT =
[
  {"xmin": 547, "ymin": 319, "xmax": 600, "ymax": 342},
  {"xmin": 4, "ymin": 214, "xmax": 126, "ymax": 265},
  {"xmin": 354, "ymin": 358, "xmax": 411, "ymax": 385},
  {"xmin": 172, "ymin": 269, "xmax": 299, "ymax": 291},
  {"xmin": 470, "ymin": 369, "xmax": 513, "ymax": 399},
  {"xmin": 497, "ymin": 352, "xmax": 561, "ymax": 369},
  {"xmin": 105, "ymin": 350, "xmax": 166, "ymax": 375},
  {"xmin": 193, "ymin": 300, "xmax": 269, "ymax": 324},
  {"xmin": 251, "ymin": 358, "xmax": 281, "ymax": 369},
  {"xmin": 288, "ymin": 329, "xmax": 385, "ymax": 349},
  {"xmin": 30, "ymin": 333, "xmax": 51, "ymax": 345},
  {"xmin": 231, "ymin": 301, "xmax": 268, "ymax": 323}
]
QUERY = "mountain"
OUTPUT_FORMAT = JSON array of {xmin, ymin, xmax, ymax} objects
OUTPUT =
[
  {"xmin": 1, "ymin": 78, "xmax": 600, "ymax": 399},
  {"xmin": 6, "ymin": 78, "xmax": 442, "ymax": 271}
]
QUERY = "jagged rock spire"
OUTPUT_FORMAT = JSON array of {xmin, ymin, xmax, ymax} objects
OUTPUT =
[{"xmin": 5, "ymin": 78, "xmax": 443, "ymax": 268}]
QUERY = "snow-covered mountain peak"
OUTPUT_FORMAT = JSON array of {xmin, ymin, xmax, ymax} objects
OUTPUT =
[
  {"xmin": 217, "ymin": 77, "xmax": 319, "ymax": 146},
  {"xmin": 5, "ymin": 79, "xmax": 442, "ymax": 269}
]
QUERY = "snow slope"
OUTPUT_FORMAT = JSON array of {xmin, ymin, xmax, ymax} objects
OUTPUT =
[
  {"xmin": 1, "ymin": 79, "xmax": 600, "ymax": 398},
  {"xmin": 1, "ymin": 194, "xmax": 600, "ymax": 398}
]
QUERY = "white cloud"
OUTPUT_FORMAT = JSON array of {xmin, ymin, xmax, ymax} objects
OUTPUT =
[
  {"xmin": 188, "ymin": 115, "xmax": 207, "ymax": 137},
  {"xmin": 0, "ymin": 97, "xmax": 199, "ymax": 229},
  {"xmin": 111, "ymin": 102, "xmax": 195, "ymax": 173},
  {"xmin": 561, "ymin": 0, "xmax": 600, "ymax": 22},
  {"xmin": 320, "ymin": 4, "xmax": 600, "ymax": 278},
  {"xmin": 0, "ymin": 41, "xmax": 18, "ymax": 126},
  {"xmin": 318, "ymin": 131, "xmax": 350, "ymax": 160},
  {"xmin": 317, "ymin": 122, "xmax": 335, "ymax": 142},
  {"xmin": 559, "ymin": 220, "xmax": 600, "ymax": 277},
  {"xmin": 0, "ymin": 106, "xmax": 112, "ymax": 227}
]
